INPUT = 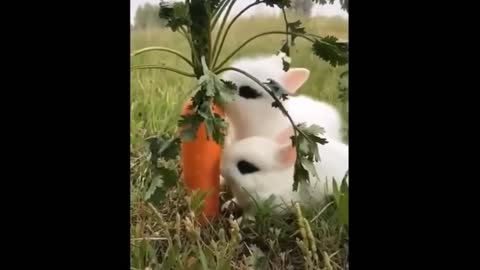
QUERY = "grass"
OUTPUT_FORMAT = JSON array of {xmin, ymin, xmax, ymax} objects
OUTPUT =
[{"xmin": 131, "ymin": 15, "xmax": 348, "ymax": 270}]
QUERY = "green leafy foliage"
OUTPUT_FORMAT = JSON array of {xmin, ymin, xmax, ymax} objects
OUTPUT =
[
  {"xmin": 177, "ymin": 113, "xmax": 203, "ymax": 141},
  {"xmin": 178, "ymin": 57, "xmax": 233, "ymax": 144},
  {"xmin": 189, "ymin": 0, "xmax": 211, "ymax": 77},
  {"xmin": 158, "ymin": 1, "xmax": 190, "ymax": 32},
  {"xmin": 205, "ymin": 112, "xmax": 229, "ymax": 145},
  {"xmin": 263, "ymin": 78, "xmax": 290, "ymax": 109},
  {"xmin": 144, "ymin": 175, "xmax": 163, "ymax": 202},
  {"xmin": 279, "ymin": 42, "xmax": 291, "ymax": 71},
  {"xmin": 144, "ymin": 166, "xmax": 179, "ymax": 203},
  {"xmin": 296, "ymin": 123, "xmax": 327, "ymax": 160},
  {"xmin": 332, "ymin": 172, "xmax": 349, "ymax": 227},
  {"xmin": 178, "ymin": 94, "xmax": 229, "ymax": 145},
  {"xmin": 175, "ymin": 2, "xmax": 231, "ymax": 145},
  {"xmin": 279, "ymin": 15, "xmax": 305, "ymax": 71},
  {"xmin": 145, "ymin": 135, "xmax": 180, "ymax": 204},
  {"xmin": 280, "ymin": 40, "xmax": 290, "ymax": 56},
  {"xmin": 199, "ymin": 57, "xmax": 236, "ymax": 106},
  {"xmin": 291, "ymin": 123, "xmax": 328, "ymax": 190},
  {"xmin": 147, "ymin": 134, "xmax": 180, "ymax": 162},
  {"xmin": 312, "ymin": 36, "xmax": 348, "ymax": 67},
  {"xmin": 287, "ymin": 19, "xmax": 306, "ymax": 46},
  {"xmin": 293, "ymin": 160, "xmax": 310, "ymax": 191},
  {"xmin": 264, "ymin": 0, "xmax": 292, "ymax": 9},
  {"xmin": 263, "ymin": 79, "xmax": 289, "ymax": 100}
]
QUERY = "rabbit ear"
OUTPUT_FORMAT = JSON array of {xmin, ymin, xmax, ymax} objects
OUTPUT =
[
  {"xmin": 281, "ymin": 68, "xmax": 310, "ymax": 94},
  {"xmin": 275, "ymin": 126, "xmax": 296, "ymax": 168}
]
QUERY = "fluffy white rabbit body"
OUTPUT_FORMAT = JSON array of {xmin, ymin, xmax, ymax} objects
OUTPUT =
[
  {"xmin": 219, "ymin": 54, "xmax": 345, "ymax": 189},
  {"xmin": 221, "ymin": 54, "xmax": 343, "ymax": 144},
  {"xmin": 220, "ymin": 127, "xmax": 348, "ymax": 212}
]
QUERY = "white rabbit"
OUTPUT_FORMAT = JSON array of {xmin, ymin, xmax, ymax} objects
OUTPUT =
[
  {"xmin": 219, "ymin": 54, "xmax": 344, "ymax": 188},
  {"xmin": 220, "ymin": 54, "xmax": 343, "ymax": 144},
  {"xmin": 220, "ymin": 126, "xmax": 348, "ymax": 213}
]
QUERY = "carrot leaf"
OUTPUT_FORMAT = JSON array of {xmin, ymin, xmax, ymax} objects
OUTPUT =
[
  {"xmin": 312, "ymin": 36, "xmax": 348, "ymax": 67},
  {"xmin": 264, "ymin": 0, "xmax": 291, "ymax": 8},
  {"xmin": 287, "ymin": 19, "xmax": 305, "ymax": 46},
  {"xmin": 199, "ymin": 56, "xmax": 236, "ymax": 106},
  {"xmin": 178, "ymin": 113, "xmax": 204, "ymax": 141},
  {"xmin": 158, "ymin": 1, "xmax": 190, "ymax": 32},
  {"xmin": 289, "ymin": 123, "xmax": 329, "ymax": 190}
]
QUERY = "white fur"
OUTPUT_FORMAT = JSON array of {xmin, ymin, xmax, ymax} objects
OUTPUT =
[
  {"xmin": 221, "ymin": 54, "xmax": 343, "ymax": 144},
  {"xmin": 286, "ymin": 95, "xmax": 342, "ymax": 142},
  {"xmin": 220, "ymin": 134, "xmax": 348, "ymax": 212}
]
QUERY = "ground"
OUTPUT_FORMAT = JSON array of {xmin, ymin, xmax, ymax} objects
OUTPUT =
[{"xmin": 131, "ymin": 15, "xmax": 348, "ymax": 270}]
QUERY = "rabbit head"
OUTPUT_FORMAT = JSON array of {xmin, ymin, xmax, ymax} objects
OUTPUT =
[
  {"xmin": 221, "ymin": 126, "xmax": 349, "ymax": 211},
  {"xmin": 220, "ymin": 127, "xmax": 299, "ymax": 209},
  {"xmin": 220, "ymin": 54, "xmax": 310, "ymax": 140}
]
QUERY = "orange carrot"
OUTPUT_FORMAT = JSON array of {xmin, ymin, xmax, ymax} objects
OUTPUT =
[{"xmin": 179, "ymin": 100, "xmax": 224, "ymax": 221}]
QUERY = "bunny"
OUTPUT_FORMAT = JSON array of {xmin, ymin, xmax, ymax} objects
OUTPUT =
[
  {"xmin": 219, "ymin": 54, "xmax": 344, "ymax": 188},
  {"xmin": 220, "ymin": 54, "xmax": 343, "ymax": 144},
  {"xmin": 220, "ymin": 126, "xmax": 348, "ymax": 213}
]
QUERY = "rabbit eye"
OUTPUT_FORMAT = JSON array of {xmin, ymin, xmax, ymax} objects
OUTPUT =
[
  {"xmin": 238, "ymin": 86, "xmax": 261, "ymax": 99},
  {"xmin": 237, "ymin": 160, "xmax": 260, "ymax": 174}
]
